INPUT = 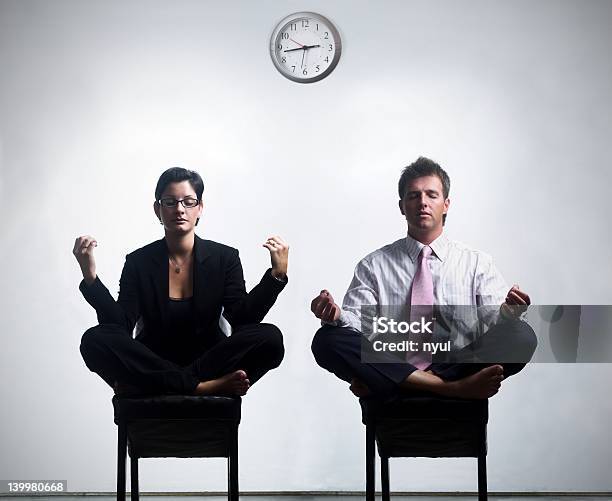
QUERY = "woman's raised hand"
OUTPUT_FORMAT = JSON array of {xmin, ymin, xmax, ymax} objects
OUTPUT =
[
  {"xmin": 263, "ymin": 235, "xmax": 289, "ymax": 280},
  {"xmin": 73, "ymin": 235, "xmax": 98, "ymax": 285}
]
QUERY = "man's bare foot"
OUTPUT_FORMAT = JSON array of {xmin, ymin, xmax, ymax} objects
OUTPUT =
[
  {"xmin": 446, "ymin": 365, "xmax": 504, "ymax": 399},
  {"xmin": 349, "ymin": 378, "xmax": 372, "ymax": 398},
  {"xmin": 400, "ymin": 365, "xmax": 504, "ymax": 400},
  {"xmin": 192, "ymin": 370, "xmax": 250, "ymax": 396}
]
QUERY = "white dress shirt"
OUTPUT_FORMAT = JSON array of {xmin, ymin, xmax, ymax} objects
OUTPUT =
[{"xmin": 335, "ymin": 232, "xmax": 509, "ymax": 344}]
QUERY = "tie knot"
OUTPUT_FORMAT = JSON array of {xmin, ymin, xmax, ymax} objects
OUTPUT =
[{"xmin": 420, "ymin": 245, "xmax": 432, "ymax": 259}]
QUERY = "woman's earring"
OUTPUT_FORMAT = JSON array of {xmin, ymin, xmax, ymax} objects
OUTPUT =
[{"xmin": 195, "ymin": 217, "xmax": 200, "ymax": 226}]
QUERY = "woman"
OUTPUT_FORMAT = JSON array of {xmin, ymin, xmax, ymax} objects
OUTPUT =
[{"xmin": 75, "ymin": 167, "xmax": 289, "ymax": 396}]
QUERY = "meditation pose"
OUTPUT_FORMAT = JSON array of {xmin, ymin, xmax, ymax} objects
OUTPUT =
[
  {"xmin": 76, "ymin": 167, "xmax": 288, "ymax": 396},
  {"xmin": 311, "ymin": 157, "xmax": 536, "ymax": 399}
]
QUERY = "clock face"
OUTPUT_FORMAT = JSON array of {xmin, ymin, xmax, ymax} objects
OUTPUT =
[{"xmin": 270, "ymin": 12, "xmax": 342, "ymax": 83}]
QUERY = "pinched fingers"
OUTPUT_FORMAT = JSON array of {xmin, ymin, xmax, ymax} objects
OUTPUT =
[
  {"xmin": 73, "ymin": 235, "xmax": 97, "ymax": 257},
  {"xmin": 313, "ymin": 296, "xmax": 333, "ymax": 318},
  {"xmin": 263, "ymin": 235, "xmax": 289, "ymax": 254},
  {"xmin": 321, "ymin": 302, "xmax": 340, "ymax": 322},
  {"xmin": 311, "ymin": 290, "xmax": 340, "ymax": 321},
  {"xmin": 505, "ymin": 285, "xmax": 530, "ymax": 305},
  {"xmin": 311, "ymin": 290, "xmax": 332, "ymax": 316}
]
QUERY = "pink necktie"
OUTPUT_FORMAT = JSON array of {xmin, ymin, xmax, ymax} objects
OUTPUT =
[{"xmin": 407, "ymin": 245, "xmax": 434, "ymax": 370}]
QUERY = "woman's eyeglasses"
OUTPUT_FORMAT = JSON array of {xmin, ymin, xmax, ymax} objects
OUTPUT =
[{"xmin": 158, "ymin": 197, "xmax": 200, "ymax": 208}]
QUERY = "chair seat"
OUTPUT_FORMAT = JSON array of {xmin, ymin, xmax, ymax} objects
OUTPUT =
[
  {"xmin": 361, "ymin": 395, "xmax": 488, "ymax": 458},
  {"xmin": 113, "ymin": 394, "xmax": 241, "ymax": 422},
  {"xmin": 361, "ymin": 394, "xmax": 488, "ymax": 423},
  {"xmin": 113, "ymin": 395, "xmax": 241, "ymax": 458}
]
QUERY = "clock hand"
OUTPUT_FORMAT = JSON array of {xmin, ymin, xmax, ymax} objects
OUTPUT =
[
  {"xmin": 283, "ymin": 44, "xmax": 321, "ymax": 53},
  {"xmin": 301, "ymin": 49, "xmax": 305, "ymax": 68},
  {"xmin": 289, "ymin": 38, "xmax": 304, "ymax": 47}
]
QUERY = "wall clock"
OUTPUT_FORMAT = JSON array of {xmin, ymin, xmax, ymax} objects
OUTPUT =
[{"xmin": 270, "ymin": 12, "xmax": 342, "ymax": 83}]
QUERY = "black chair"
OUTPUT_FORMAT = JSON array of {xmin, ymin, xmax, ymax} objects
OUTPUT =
[
  {"xmin": 361, "ymin": 395, "xmax": 489, "ymax": 500},
  {"xmin": 112, "ymin": 394, "xmax": 241, "ymax": 501}
]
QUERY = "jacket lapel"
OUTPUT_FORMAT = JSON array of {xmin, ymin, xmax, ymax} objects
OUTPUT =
[
  {"xmin": 193, "ymin": 235, "xmax": 214, "ymax": 327},
  {"xmin": 149, "ymin": 238, "xmax": 170, "ymax": 327}
]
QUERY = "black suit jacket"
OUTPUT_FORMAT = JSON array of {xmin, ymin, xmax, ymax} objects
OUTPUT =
[{"xmin": 80, "ymin": 235, "xmax": 286, "ymax": 365}]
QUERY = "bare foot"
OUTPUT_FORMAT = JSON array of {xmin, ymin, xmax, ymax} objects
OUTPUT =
[
  {"xmin": 400, "ymin": 365, "xmax": 504, "ymax": 400},
  {"xmin": 445, "ymin": 365, "xmax": 504, "ymax": 399},
  {"xmin": 192, "ymin": 370, "xmax": 250, "ymax": 396},
  {"xmin": 349, "ymin": 378, "xmax": 372, "ymax": 398}
]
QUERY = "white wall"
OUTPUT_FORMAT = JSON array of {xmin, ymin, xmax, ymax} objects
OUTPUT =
[{"xmin": 1, "ymin": 0, "xmax": 611, "ymax": 493}]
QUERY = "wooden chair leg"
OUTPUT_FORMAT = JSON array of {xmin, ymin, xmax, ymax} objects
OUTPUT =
[
  {"xmin": 365, "ymin": 423, "xmax": 376, "ymax": 501},
  {"xmin": 130, "ymin": 456, "xmax": 139, "ymax": 501},
  {"xmin": 117, "ymin": 423, "xmax": 127, "ymax": 501},
  {"xmin": 381, "ymin": 455, "xmax": 390, "ymax": 501},
  {"xmin": 228, "ymin": 423, "xmax": 239, "ymax": 501},
  {"xmin": 478, "ymin": 454, "xmax": 488, "ymax": 501}
]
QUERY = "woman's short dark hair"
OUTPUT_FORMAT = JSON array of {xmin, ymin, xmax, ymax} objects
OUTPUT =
[
  {"xmin": 155, "ymin": 167, "xmax": 204, "ymax": 201},
  {"xmin": 398, "ymin": 157, "xmax": 450, "ymax": 200}
]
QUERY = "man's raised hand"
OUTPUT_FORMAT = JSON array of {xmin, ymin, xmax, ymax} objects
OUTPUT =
[
  {"xmin": 500, "ymin": 284, "xmax": 530, "ymax": 319},
  {"xmin": 311, "ymin": 289, "xmax": 341, "ymax": 323}
]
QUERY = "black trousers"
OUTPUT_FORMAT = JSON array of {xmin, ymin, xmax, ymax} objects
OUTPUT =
[
  {"xmin": 311, "ymin": 319, "xmax": 537, "ymax": 397},
  {"xmin": 80, "ymin": 322, "xmax": 284, "ymax": 395}
]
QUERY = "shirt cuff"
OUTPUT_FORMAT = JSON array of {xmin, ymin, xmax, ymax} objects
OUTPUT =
[{"xmin": 329, "ymin": 309, "xmax": 351, "ymax": 328}]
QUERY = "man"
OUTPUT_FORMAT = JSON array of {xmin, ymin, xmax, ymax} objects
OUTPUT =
[{"xmin": 311, "ymin": 157, "xmax": 536, "ymax": 399}]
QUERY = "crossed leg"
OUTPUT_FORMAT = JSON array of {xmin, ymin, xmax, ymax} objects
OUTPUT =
[
  {"xmin": 312, "ymin": 319, "xmax": 537, "ymax": 399},
  {"xmin": 80, "ymin": 322, "xmax": 284, "ymax": 396}
]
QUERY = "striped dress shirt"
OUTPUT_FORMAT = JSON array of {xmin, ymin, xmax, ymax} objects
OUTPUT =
[{"xmin": 335, "ymin": 232, "xmax": 509, "ymax": 343}]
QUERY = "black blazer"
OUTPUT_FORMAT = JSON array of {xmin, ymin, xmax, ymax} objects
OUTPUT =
[{"xmin": 80, "ymin": 235, "xmax": 286, "ymax": 364}]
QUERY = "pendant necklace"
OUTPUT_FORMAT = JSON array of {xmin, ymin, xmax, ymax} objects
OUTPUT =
[{"xmin": 169, "ymin": 255, "xmax": 187, "ymax": 274}]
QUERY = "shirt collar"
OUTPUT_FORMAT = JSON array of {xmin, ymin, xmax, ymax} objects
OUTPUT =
[{"xmin": 405, "ymin": 232, "xmax": 449, "ymax": 263}]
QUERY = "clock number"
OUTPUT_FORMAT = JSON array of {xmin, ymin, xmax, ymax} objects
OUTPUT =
[
  {"xmin": 291, "ymin": 65, "xmax": 296, "ymax": 72},
  {"xmin": 329, "ymin": 44, "xmax": 333, "ymax": 51},
  {"xmin": 302, "ymin": 69, "xmax": 308, "ymax": 75},
  {"xmin": 290, "ymin": 23, "xmax": 297, "ymax": 31},
  {"xmin": 301, "ymin": 19, "xmax": 309, "ymax": 28},
  {"xmin": 324, "ymin": 56, "xmax": 329, "ymax": 63},
  {"xmin": 324, "ymin": 32, "xmax": 329, "ymax": 39},
  {"xmin": 281, "ymin": 32, "xmax": 289, "ymax": 40},
  {"xmin": 277, "ymin": 44, "xmax": 282, "ymax": 50},
  {"xmin": 316, "ymin": 23, "xmax": 319, "ymax": 31},
  {"xmin": 315, "ymin": 65, "xmax": 320, "ymax": 72},
  {"xmin": 281, "ymin": 57, "xmax": 286, "ymax": 63}
]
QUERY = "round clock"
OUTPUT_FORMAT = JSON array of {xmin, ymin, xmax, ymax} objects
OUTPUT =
[{"xmin": 270, "ymin": 12, "xmax": 342, "ymax": 83}]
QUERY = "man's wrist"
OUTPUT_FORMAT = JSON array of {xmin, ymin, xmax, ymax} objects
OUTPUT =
[{"xmin": 500, "ymin": 303, "xmax": 525, "ymax": 320}]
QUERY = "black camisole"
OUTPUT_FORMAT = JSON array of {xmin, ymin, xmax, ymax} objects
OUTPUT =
[{"xmin": 167, "ymin": 296, "xmax": 196, "ymax": 336}]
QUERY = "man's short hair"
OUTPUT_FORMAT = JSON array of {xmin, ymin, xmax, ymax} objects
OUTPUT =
[
  {"xmin": 398, "ymin": 157, "xmax": 450, "ymax": 224},
  {"xmin": 398, "ymin": 157, "xmax": 450, "ymax": 200}
]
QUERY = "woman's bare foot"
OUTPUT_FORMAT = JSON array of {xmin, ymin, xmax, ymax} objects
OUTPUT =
[
  {"xmin": 192, "ymin": 370, "xmax": 250, "ymax": 396},
  {"xmin": 400, "ymin": 365, "xmax": 504, "ymax": 399},
  {"xmin": 349, "ymin": 378, "xmax": 372, "ymax": 398}
]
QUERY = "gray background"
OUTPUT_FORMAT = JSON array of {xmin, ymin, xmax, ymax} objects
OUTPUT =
[{"xmin": 1, "ymin": 0, "xmax": 611, "ymax": 494}]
